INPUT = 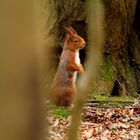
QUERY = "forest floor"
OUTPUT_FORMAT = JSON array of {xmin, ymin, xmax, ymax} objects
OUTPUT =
[{"xmin": 47, "ymin": 104, "xmax": 140, "ymax": 140}]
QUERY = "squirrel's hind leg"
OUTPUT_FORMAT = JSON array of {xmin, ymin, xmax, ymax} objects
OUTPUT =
[{"xmin": 59, "ymin": 97, "xmax": 72, "ymax": 107}]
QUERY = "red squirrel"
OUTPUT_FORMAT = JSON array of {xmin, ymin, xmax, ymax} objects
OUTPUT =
[{"xmin": 50, "ymin": 26, "xmax": 86, "ymax": 106}]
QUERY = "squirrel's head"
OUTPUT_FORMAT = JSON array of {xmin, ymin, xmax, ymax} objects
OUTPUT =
[{"xmin": 65, "ymin": 26, "xmax": 86, "ymax": 50}]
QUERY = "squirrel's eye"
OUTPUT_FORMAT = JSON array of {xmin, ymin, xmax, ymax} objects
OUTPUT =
[{"xmin": 74, "ymin": 39, "xmax": 78, "ymax": 43}]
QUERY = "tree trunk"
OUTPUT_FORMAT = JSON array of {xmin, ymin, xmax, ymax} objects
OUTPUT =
[
  {"xmin": 43, "ymin": 0, "xmax": 140, "ymax": 96},
  {"xmin": 104, "ymin": 0, "xmax": 140, "ymax": 96},
  {"xmin": 129, "ymin": 0, "xmax": 140, "ymax": 94}
]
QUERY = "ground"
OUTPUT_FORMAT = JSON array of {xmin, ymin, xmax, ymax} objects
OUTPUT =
[{"xmin": 46, "ymin": 103, "xmax": 140, "ymax": 140}]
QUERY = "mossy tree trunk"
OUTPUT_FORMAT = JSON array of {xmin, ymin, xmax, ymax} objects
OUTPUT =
[
  {"xmin": 43, "ymin": 0, "xmax": 140, "ymax": 96},
  {"xmin": 104, "ymin": 0, "xmax": 140, "ymax": 96}
]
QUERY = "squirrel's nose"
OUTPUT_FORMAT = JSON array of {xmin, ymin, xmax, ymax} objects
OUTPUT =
[{"xmin": 83, "ymin": 42, "xmax": 86, "ymax": 47}]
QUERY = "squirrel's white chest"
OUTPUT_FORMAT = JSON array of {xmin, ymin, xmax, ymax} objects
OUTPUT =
[
  {"xmin": 73, "ymin": 51, "xmax": 80, "ymax": 83},
  {"xmin": 75, "ymin": 51, "xmax": 80, "ymax": 65}
]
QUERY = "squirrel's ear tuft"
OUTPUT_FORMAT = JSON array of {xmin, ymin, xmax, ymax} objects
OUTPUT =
[
  {"xmin": 65, "ymin": 26, "xmax": 77, "ymax": 35},
  {"xmin": 68, "ymin": 26, "xmax": 77, "ymax": 34}
]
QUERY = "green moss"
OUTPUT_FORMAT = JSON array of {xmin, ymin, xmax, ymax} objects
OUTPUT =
[
  {"xmin": 109, "ymin": 96, "xmax": 133, "ymax": 101},
  {"xmin": 91, "ymin": 93, "xmax": 133, "ymax": 101},
  {"xmin": 88, "ymin": 56, "xmax": 114, "ymax": 99},
  {"xmin": 101, "ymin": 57, "xmax": 113, "ymax": 81},
  {"xmin": 89, "ymin": 94, "xmax": 134, "ymax": 107},
  {"xmin": 51, "ymin": 107, "xmax": 71, "ymax": 118},
  {"xmin": 91, "ymin": 94, "xmax": 108, "ymax": 100}
]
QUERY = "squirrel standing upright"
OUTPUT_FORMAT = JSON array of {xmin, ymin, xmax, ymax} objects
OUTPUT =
[{"xmin": 50, "ymin": 26, "xmax": 86, "ymax": 106}]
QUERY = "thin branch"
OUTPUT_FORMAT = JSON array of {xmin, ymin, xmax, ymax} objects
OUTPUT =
[{"xmin": 68, "ymin": 0, "xmax": 104, "ymax": 140}]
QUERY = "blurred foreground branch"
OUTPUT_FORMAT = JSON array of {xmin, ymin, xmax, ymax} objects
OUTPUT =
[
  {"xmin": 68, "ymin": 0, "xmax": 104, "ymax": 139},
  {"xmin": 40, "ymin": 0, "xmax": 58, "ymax": 139},
  {"xmin": 0, "ymin": 1, "xmax": 43, "ymax": 140}
]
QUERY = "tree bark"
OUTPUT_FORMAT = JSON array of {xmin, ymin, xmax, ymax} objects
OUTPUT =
[
  {"xmin": 129, "ymin": 0, "xmax": 140, "ymax": 94},
  {"xmin": 104, "ymin": 0, "xmax": 140, "ymax": 96},
  {"xmin": 43, "ymin": 0, "xmax": 140, "ymax": 96}
]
